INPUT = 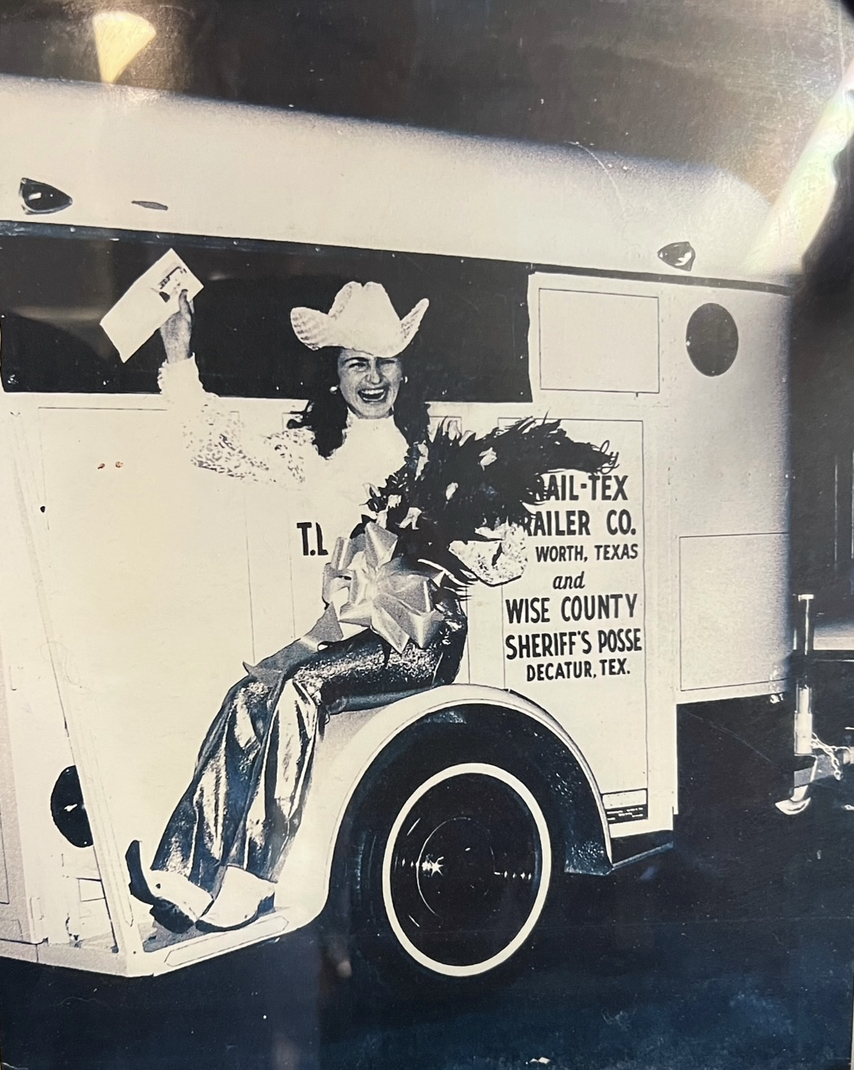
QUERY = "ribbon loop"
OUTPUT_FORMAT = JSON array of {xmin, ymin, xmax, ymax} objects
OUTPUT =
[{"xmin": 317, "ymin": 521, "xmax": 446, "ymax": 654}]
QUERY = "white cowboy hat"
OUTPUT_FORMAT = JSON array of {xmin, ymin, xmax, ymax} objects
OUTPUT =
[{"xmin": 290, "ymin": 281, "xmax": 429, "ymax": 358}]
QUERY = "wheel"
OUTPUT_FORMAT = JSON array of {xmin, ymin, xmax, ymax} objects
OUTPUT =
[
  {"xmin": 381, "ymin": 762, "xmax": 551, "ymax": 977},
  {"xmin": 346, "ymin": 739, "xmax": 556, "ymax": 986}
]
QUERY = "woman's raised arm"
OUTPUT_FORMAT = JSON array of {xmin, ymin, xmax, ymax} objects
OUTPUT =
[{"xmin": 157, "ymin": 292, "xmax": 307, "ymax": 486}]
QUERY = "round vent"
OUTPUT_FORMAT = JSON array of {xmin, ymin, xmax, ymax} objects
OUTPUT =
[{"xmin": 686, "ymin": 303, "xmax": 739, "ymax": 377}]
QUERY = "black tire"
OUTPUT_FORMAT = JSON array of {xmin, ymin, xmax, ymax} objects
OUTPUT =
[{"xmin": 345, "ymin": 728, "xmax": 560, "ymax": 989}]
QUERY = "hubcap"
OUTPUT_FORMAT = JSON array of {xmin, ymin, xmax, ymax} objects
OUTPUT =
[{"xmin": 382, "ymin": 763, "xmax": 550, "ymax": 976}]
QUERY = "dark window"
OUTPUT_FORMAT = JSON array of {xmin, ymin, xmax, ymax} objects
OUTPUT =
[{"xmin": 0, "ymin": 226, "xmax": 532, "ymax": 403}]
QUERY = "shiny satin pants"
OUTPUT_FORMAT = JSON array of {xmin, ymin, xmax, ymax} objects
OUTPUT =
[{"xmin": 151, "ymin": 604, "xmax": 467, "ymax": 896}]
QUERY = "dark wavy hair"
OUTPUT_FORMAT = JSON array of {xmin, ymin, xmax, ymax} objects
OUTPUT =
[{"xmin": 287, "ymin": 347, "xmax": 430, "ymax": 458}]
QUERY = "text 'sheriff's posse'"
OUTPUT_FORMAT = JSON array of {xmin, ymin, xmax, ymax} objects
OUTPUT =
[{"xmin": 503, "ymin": 420, "xmax": 646, "ymax": 693}]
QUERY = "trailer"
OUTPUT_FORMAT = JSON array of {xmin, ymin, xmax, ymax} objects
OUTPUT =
[{"xmin": 0, "ymin": 75, "xmax": 789, "ymax": 979}]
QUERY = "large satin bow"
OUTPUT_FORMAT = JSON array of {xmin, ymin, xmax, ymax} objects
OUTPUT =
[{"xmin": 308, "ymin": 521, "xmax": 446, "ymax": 654}]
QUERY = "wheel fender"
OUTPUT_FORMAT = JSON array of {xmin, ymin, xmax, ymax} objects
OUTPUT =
[{"xmin": 280, "ymin": 683, "xmax": 612, "ymax": 928}]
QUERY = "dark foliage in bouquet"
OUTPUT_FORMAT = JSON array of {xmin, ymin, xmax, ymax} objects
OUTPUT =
[{"xmin": 369, "ymin": 418, "xmax": 618, "ymax": 580}]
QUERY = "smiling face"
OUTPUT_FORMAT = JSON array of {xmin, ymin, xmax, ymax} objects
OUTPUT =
[{"xmin": 337, "ymin": 349, "xmax": 404, "ymax": 420}]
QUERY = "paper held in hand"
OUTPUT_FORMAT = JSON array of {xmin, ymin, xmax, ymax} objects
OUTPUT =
[{"xmin": 100, "ymin": 249, "xmax": 203, "ymax": 362}]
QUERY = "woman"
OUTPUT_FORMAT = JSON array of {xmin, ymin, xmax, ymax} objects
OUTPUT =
[
  {"xmin": 127, "ymin": 278, "xmax": 616, "ymax": 934},
  {"xmin": 127, "ymin": 280, "xmax": 469, "ymax": 934}
]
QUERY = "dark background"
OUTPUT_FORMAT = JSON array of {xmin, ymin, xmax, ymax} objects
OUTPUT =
[{"xmin": 2, "ymin": 2, "xmax": 854, "ymax": 1069}]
